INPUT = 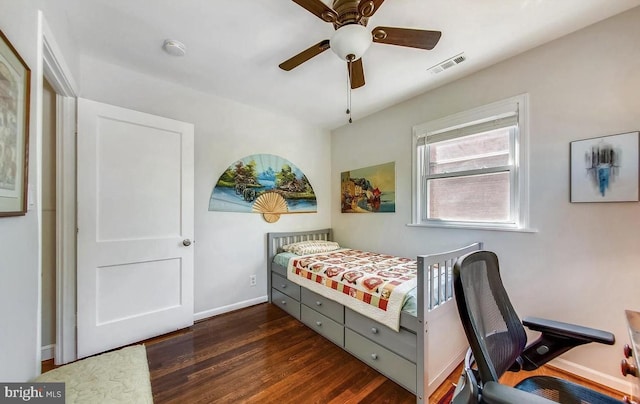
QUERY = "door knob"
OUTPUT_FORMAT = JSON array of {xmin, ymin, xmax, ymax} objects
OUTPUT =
[{"xmin": 183, "ymin": 239, "xmax": 192, "ymax": 247}]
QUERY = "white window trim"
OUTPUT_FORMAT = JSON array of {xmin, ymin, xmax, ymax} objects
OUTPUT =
[{"xmin": 411, "ymin": 94, "xmax": 532, "ymax": 232}]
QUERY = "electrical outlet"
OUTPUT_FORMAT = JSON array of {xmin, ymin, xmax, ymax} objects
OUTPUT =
[{"xmin": 249, "ymin": 275, "xmax": 257, "ymax": 287}]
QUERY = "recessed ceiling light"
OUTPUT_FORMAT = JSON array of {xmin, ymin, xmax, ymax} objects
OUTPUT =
[{"xmin": 162, "ymin": 39, "xmax": 186, "ymax": 57}]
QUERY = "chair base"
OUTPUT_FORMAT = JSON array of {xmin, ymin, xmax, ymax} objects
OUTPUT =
[{"xmin": 516, "ymin": 376, "xmax": 623, "ymax": 404}]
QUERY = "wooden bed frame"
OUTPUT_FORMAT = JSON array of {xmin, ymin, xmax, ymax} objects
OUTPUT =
[{"xmin": 267, "ymin": 229, "xmax": 482, "ymax": 403}]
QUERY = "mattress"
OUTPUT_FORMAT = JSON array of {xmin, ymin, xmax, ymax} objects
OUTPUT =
[{"xmin": 274, "ymin": 252, "xmax": 417, "ymax": 317}]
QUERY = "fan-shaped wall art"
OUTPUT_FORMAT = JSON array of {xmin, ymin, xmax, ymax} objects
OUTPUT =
[{"xmin": 208, "ymin": 154, "xmax": 317, "ymax": 222}]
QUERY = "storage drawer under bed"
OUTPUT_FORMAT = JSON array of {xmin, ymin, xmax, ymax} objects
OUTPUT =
[
  {"xmin": 345, "ymin": 328, "xmax": 417, "ymax": 393},
  {"xmin": 301, "ymin": 305, "xmax": 344, "ymax": 346},
  {"xmin": 345, "ymin": 308, "xmax": 416, "ymax": 361},
  {"xmin": 272, "ymin": 288, "xmax": 300, "ymax": 319},
  {"xmin": 271, "ymin": 262, "xmax": 288, "ymax": 277},
  {"xmin": 301, "ymin": 288, "xmax": 344, "ymax": 323},
  {"xmin": 272, "ymin": 272, "xmax": 301, "ymax": 301}
]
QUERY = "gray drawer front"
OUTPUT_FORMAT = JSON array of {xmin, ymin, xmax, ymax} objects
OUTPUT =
[
  {"xmin": 400, "ymin": 311, "xmax": 418, "ymax": 333},
  {"xmin": 301, "ymin": 288, "xmax": 344, "ymax": 323},
  {"xmin": 272, "ymin": 289, "xmax": 300, "ymax": 319},
  {"xmin": 301, "ymin": 305, "xmax": 344, "ymax": 346},
  {"xmin": 271, "ymin": 262, "xmax": 288, "ymax": 277},
  {"xmin": 345, "ymin": 329, "xmax": 416, "ymax": 393},
  {"xmin": 345, "ymin": 308, "xmax": 416, "ymax": 361},
  {"xmin": 272, "ymin": 273, "xmax": 301, "ymax": 300}
]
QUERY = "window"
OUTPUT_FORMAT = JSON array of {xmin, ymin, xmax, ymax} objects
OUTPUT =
[{"xmin": 412, "ymin": 94, "xmax": 529, "ymax": 230}]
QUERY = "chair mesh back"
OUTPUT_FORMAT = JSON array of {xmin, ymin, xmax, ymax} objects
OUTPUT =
[{"xmin": 454, "ymin": 251, "xmax": 528, "ymax": 384}]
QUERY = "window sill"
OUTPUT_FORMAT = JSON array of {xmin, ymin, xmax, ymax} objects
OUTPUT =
[{"xmin": 406, "ymin": 223, "xmax": 538, "ymax": 233}]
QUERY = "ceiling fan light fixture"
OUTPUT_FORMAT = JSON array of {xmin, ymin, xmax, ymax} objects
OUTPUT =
[{"xmin": 330, "ymin": 24, "xmax": 372, "ymax": 61}]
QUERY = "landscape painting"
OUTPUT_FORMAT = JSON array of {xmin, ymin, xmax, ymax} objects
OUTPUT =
[
  {"xmin": 341, "ymin": 162, "xmax": 395, "ymax": 213},
  {"xmin": 209, "ymin": 154, "xmax": 317, "ymax": 214}
]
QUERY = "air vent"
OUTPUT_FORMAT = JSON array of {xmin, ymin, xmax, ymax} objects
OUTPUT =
[{"xmin": 428, "ymin": 53, "xmax": 466, "ymax": 75}]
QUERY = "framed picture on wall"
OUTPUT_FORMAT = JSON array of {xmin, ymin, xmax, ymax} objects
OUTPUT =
[
  {"xmin": 341, "ymin": 162, "xmax": 396, "ymax": 213},
  {"xmin": 570, "ymin": 131, "xmax": 639, "ymax": 203},
  {"xmin": 0, "ymin": 29, "xmax": 31, "ymax": 216}
]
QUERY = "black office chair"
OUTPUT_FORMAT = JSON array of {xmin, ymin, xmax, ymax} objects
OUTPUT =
[{"xmin": 451, "ymin": 250, "xmax": 622, "ymax": 404}]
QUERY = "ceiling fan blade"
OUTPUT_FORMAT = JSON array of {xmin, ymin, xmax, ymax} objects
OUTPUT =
[
  {"xmin": 349, "ymin": 58, "xmax": 365, "ymax": 89},
  {"xmin": 358, "ymin": 0, "xmax": 385, "ymax": 18},
  {"xmin": 372, "ymin": 26, "xmax": 442, "ymax": 50},
  {"xmin": 279, "ymin": 40, "xmax": 331, "ymax": 71},
  {"xmin": 291, "ymin": 0, "xmax": 338, "ymax": 23}
]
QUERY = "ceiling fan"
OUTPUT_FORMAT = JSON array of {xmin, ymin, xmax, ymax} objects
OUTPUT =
[{"xmin": 279, "ymin": 0, "xmax": 442, "ymax": 89}]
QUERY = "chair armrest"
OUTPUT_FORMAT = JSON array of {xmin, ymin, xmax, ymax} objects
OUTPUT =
[
  {"xmin": 523, "ymin": 317, "xmax": 615, "ymax": 345},
  {"xmin": 482, "ymin": 382, "xmax": 557, "ymax": 404},
  {"xmin": 518, "ymin": 317, "xmax": 615, "ymax": 371}
]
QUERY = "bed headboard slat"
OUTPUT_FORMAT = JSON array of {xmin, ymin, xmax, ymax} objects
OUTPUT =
[{"xmin": 267, "ymin": 229, "xmax": 333, "ymax": 264}]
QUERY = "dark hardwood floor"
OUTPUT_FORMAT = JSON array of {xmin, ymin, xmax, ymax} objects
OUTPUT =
[
  {"xmin": 42, "ymin": 302, "xmax": 626, "ymax": 403},
  {"xmin": 146, "ymin": 303, "xmax": 415, "ymax": 403}
]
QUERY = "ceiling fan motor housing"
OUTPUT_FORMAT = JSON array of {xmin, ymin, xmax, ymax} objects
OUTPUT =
[
  {"xmin": 332, "ymin": 0, "xmax": 367, "ymax": 25},
  {"xmin": 330, "ymin": 24, "xmax": 373, "ymax": 61}
]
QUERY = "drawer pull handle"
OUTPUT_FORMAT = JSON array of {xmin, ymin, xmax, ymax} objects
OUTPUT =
[
  {"xmin": 371, "ymin": 327, "xmax": 378, "ymax": 334},
  {"xmin": 281, "ymin": 284, "xmax": 287, "ymax": 288},
  {"xmin": 316, "ymin": 301, "xmax": 322, "ymax": 306},
  {"xmin": 281, "ymin": 300, "xmax": 287, "ymax": 305},
  {"xmin": 621, "ymin": 359, "xmax": 638, "ymax": 377},
  {"xmin": 371, "ymin": 353, "xmax": 378, "ymax": 360},
  {"xmin": 316, "ymin": 321, "xmax": 322, "ymax": 327},
  {"xmin": 624, "ymin": 344, "xmax": 633, "ymax": 358}
]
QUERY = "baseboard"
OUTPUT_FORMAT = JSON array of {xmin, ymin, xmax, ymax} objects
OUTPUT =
[
  {"xmin": 194, "ymin": 296, "xmax": 268, "ymax": 322},
  {"xmin": 41, "ymin": 344, "xmax": 55, "ymax": 361},
  {"xmin": 551, "ymin": 358, "xmax": 632, "ymax": 395},
  {"xmin": 428, "ymin": 347, "xmax": 466, "ymax": 395}
]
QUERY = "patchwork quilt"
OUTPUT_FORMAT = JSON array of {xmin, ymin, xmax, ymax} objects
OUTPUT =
[{"xmin": 287, "ymin": 249, "xmax": 417, "ymax": 331}]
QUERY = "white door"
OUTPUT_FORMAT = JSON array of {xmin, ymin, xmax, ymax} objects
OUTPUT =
[{"xmin": 76, "ymin": 98, "xmax": 194, "ymax": 359}]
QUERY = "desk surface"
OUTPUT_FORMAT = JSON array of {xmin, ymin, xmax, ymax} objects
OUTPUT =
[
  {"xmin": 626, "ymin": 310, "xmax": 640, "ymax": 362},
  {"xmin": 626, "ymin": 310, "xmax": 640, "ymax": 401}
]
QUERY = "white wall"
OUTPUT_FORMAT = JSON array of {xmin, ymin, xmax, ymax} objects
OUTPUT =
[
  {"xmin": 331, "ymin": 6, "xmax": 640, "ymax": 391},
  {"xmin": 78, "ymin": 55, "xmax": 332, "ymax": 318},
  {"xmin": 0, "ymin": 0, "xmax": 78, "ymax": 381}
]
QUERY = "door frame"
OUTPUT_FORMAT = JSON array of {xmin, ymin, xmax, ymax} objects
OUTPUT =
[{"xmin": 40, "ymin": 11, "xmax": 78, "ymax": 365}]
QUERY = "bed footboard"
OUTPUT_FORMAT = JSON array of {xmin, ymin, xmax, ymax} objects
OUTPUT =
[{"xmin": 415, "ymin": 242, "xmax": 483, "ymax": 403}]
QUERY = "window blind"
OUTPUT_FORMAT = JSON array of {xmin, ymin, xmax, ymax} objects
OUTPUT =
[{"xmin": 416, "ymin": 103, "xmax": 520, "ymax": 146}]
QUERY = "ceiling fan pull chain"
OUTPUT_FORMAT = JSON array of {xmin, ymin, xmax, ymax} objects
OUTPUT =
[
  {"xmin": 347, "ymin": 55, "xmax": 354, "ymax": 124},
  {"xmin": 346, "ymin": 57, "xmax": 351, "ymax": 115}
]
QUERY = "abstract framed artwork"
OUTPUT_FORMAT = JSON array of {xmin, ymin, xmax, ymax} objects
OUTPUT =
[
  {"xmin": 0, "ymin": 30, "xmax": 31, "ymax": 217},
  {"xmin": 341, "ymin": 161, "xmax": 396, "ymax": 213},
  {"xmin": 570, "ymin": 131, "xmax": 639, "ymax": 203}
]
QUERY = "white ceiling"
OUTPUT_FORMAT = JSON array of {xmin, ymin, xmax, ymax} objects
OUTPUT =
[{"xmin": 56, "ymin": 0, "xmax": 640, "ymax": 129}]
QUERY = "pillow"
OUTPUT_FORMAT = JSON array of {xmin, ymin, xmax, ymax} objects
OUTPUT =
[{"xmin": 281, "ymin": 240, "xmax": 341, "ymax": 255}]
